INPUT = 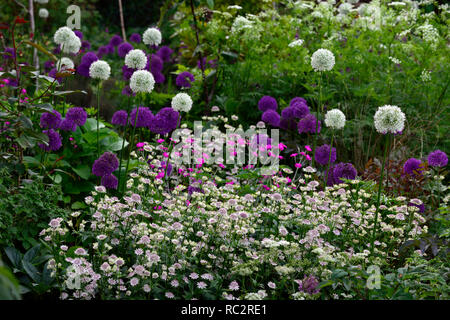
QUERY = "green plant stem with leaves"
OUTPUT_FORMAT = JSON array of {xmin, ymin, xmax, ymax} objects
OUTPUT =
[
  {"xmin": 313, "ymin": 72, "xmax": 322, "ymax": 167},
  {"xmin": 118, "ymin": 96, "xmax": 131, "ymax": 192},
  {"xmin": 123, "ymin": 94, "xmax": 141, "ymax": 193},
  {"xmin": 325, "ymin": 132, "xmax": 334, "ymax": 185},
  {"xmin": 96, "ymin": 82, "xmax": 101, "ymax": 158}
]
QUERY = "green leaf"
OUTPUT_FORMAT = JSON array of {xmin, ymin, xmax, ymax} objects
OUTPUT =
[
  {"xmin": 23, "ymin": 245, "xmax": 41, "ymax": 264},
  {"xmin": 72, "ymin": 164, "xmax": 91, "ymax": 180},
  {"xmin": 206, "ymin": 0, "xmax": 214, "ymax": 9},
  {"xmin": 83, "ymin": 118, "xmax": 105, "ymax": 132},
  {"xmin": 21, "ymin": 260, "xmax": 41, "ymax": 283},
  {"xmin": 4, "ymin": 247, "xmax": 22, "ymax": 269}
]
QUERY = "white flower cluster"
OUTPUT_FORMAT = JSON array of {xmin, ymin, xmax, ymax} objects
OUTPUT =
[
  {"xmin": 143, "ymin": 27, "xmax": 162, "ymax": 46},
  {"xmin": 231, "ymin": 16, "xmax": 253, "ymax": 33},
  {"xmin": 125, "ymin": 49, "xmax": 148, "ymax": 70},
  {"xmin": 53, "ymin": 26, "xmax": 81, "ymax": 54},
  {"xmin": 171, "ymin": 93, "xmax": 193, "ymax": 113},
  {"xmin": 39, "ymin": 8, "xmax": 49, "ymax": 19},
  {"xmin": 311, "ymin": 48, "xmax": 335, "ymax": 72},
  {"xmin": 389, "ymin": 56, "xmax": 401, "ymax": 64},
  {"xmin": 324, "ymin": 109, "xmax": 346, "ymax": 130},
  {"xmin": 89, "ymin": 60, "xmax": 111, "ymax": 80},
  {"xmin": 416, "ymin": 22, "xmax": 439, "ymax": 48},
  {"xmin": 374, "ymin": 105, "xmax": 406, "ymax": 134},
  {"xmin": 130, "ymin": 70, "xmax": 155, "ymax": 93},
  {"xmin": 56, "ymin": 57, "xmax": 74, "ymax": 71},
  {"xmin": 288, "ymin": 39, "xmax": 304, "ymax": 48},
  {"xmin": 420, "ymin": 69, "xmax": 431, "ymax": 82}
]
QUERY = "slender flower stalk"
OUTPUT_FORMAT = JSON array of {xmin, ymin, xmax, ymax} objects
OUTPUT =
[
  {"xmin": 117, "ymin": 97, "xmax": 131, "ymax": 192},
  {"xmin": 123, "ymin": 95, "xmax": 140, "ymax": 193},
  {"xmin": 96, "ymin": 82, "xmax": 101, "ymax": 157},
  {"xmin": 325, "ymin": 133, "xmax": 334, "ymax": 185}
]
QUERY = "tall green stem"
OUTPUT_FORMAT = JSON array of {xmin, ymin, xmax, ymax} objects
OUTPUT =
[
  {"xmin": 313, "ymin": 72, "xmax": 322, "ymax": 167},
  {"xmin": 118, "ymin": 96, "xmax": 131, "ymax": 192},
  {"xmin": 123, "ymin": 95, "xmax": 141, "ymax": 193},
  {"xmin": 370, "ymin": 134, "xmax": 390, "ymax": 255},
  {"xmin": 325, "ymin": 133, "xmax": 334, "ymax": 186},
  {"xmin": 96, "ymin": 82, "xmax": 101, "ymax": 158}
]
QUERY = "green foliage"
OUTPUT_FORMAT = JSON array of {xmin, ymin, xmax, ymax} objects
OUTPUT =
[{"xmin": 0, "ymin": 255, "xmax": 21, "ymax": 300}]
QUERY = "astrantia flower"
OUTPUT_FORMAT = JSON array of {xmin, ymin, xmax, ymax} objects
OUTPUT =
[
  {"xmin": 311, "ymin": 48, "xmax": 335, "ymax": 72},
  {"xmin": 125, "ymin": 49, "xmax": 147, "ymax": 70},
  {"xmin": 176, "ymin": 71, "xmax": 195, "ymax": 88},
  {"xmin": 38, "ymin": 8, "xmax": 49, "ymax": 19},
  {"xmin": 117, "ymin": 42, "xmax": 133, "ymax": 58},
  {"xmin": 101, "ymin": 174, "xmax": 118, "ymax": 189},
  {"xmin": 89, "ymin": 60, "xmax": 111, "ymax": 80},
  {"xmin": 109, "ymin": 35, "xmax": 123, "ymax": 47},
  {"xmin": 374, "ymin": 105, "xmax": 405, "ymax": 134},
  {"xmin": 39, "ymin": 129, "xmax": 62, "ymax": 152},
  {"xmin": 298, "ymin": 114, "xmax": 321, "ymax": 134},
  {"xmin": 315, "ymin": 144, "xmax": 337, "ymax": 166},
  {"xmin": 129, "ymin": 107, "xmax": 154, "ymax": 128},
  {"xmin": 262, "ymin": 110, "xmax": 280, "ymax": 127},
  {"xmin": 324, "ymin": 109, "xmax": 346, "ymax": 129},
  {"xmin": 66, "ymin": 107, "xmax": 87, "ymax": 126},
  {"xmin": 427, "ymin": 150, "xmax": 448, "ymax": 167},
  {"xmin": 331, "ymin": 162, "xmax": 357, "ymax": 185},
  {"xmin": 92, "ymin": 152, "xmax": 119, "ymax": 177},
  {"xmin": 40, "ymin": 110, "xmax": 62, "ymax": 129},
  {"xmin": 403, "ymin": 158, "xmax": 423, "ymax": 177},
  {"xmin": 130, "ymin": 70, "xmax": 155, "ymax": 93},
  {"xmin": 149, "ymin": 107, "xmax": 179, "ymax": 135},
  {"xmin": 258, "ymin": 96, "xmax": 278, "ymax": 112},
  {"xmin": 143, "ymin": 27, "xmax": 162, "ymax": 46},
  {"xmin": 56, "ymin": 57, "xmax": 74, "ymax": 71},
  {"xmin": 129, "ymin": 33, "xmax": 141, "ymax": 43},
  {"xmin": 111, "ymin": 110, "xmax": 128, "ymax": 126},
  {"xmin": 171, "ymin": 93, "xmax": 193, "ymax": 112},
  {"xmin": 156, "ymin": 45, "xmax": 173, "ymax": 62}
]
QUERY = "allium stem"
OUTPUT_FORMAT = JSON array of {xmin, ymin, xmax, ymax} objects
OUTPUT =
[
  {"xmin": 96, "ymin": 82, "xmax": 101, "ymax": 158},
  {"xmin": 325, "ymin": 133, "xmax": 334, "ymax": 186},
  {"xmin": 123, "ymin": 95, "xmax": 140, "ymax": 193},
  {"xmin": 118, "ymin": 96, "xmax": 131, "ymax": 193},
  {"xmin": 370, "ymin": 134, "xmax": 390, "ymax": 255},
  {"xmin": 313, "ymin": 72, "xmax": 322, "ymax": 167}
]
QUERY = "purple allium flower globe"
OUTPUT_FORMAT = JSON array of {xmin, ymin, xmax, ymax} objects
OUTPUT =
[
  {"xmin": 77, "ymin": 52, "xmax": 99, "ymax": 77},
  {"xmin": 66, "ymin": 107, "xmax": 87, "ymax": 126},
  {"xmin": 81, "ymin": 40, "xmax": 91, "ymax": 50},
  {"xmin": 44, "ymin": 60, "xmax": 54, "ymax": 72},
  {"xmin": 148, "ymin": 108, "xmax": 180, "ymax": 135},
  {"xmin": 109, "ymin": 35, "xmax": 123, "ymax": 47},
  {"xmin": 40, "ymin": 110, "xmax": 62, "ymax": 129},
  {"xmin": 117, "ymin": 42, "xmax": 133, "ymax": 58},
  {"xmin": 121, "ymin": 85, "xmax": 135, "ymax": 96},
  {"xmin": 97, "ymin": 45, "xmax": 109, "ymax": 58},
  {"xmin": 48, "ymin": 68, "xmax": 63, "ymax": 84},
  {"xmin": 129, "ymin": 107, "xmax": 154, "ymax": 128},
  {"xmin": 403, "ymin": 158, "xmax": 423, "ymax": 177},
  {"xmin": 122, "ymin": 65, "xmax": 134, "ymax": 81},
  {"xmin": 101, "ymin": 174, "xmax": 118, "ymax": 189},
  {"xmin": 149, "ymin": 54, "xmax": 163, "ymax": 73},
  {"xmin": 39, "ymin": 129, "xmax": 62, "ymax": 152},
  {"xmin": 427, "ymin": 150, "xmax": 448, "ymax": 167},
  {"xmin": 111, "ymin": 110, "xmax": 128, "ymax": 126},
  {"xmin": 290, "ymin": 101, "xmax": 310, "ymax": 119},
  {"xmin": 176, "ymin": 71, "xmax": 195, "ymax": 88},
  {"xmin": 74, "ymin": 30, "xmax": 83, "ymax": 39},
  {"xmin": 298, "ymin": 114, "xmax": 321, "ymax": 134},
  {"xmin": 279, "ymin": 117, "xmax": 297, "ymax": 131},
  {"xmin": 153, "ymin": 71, "xmax": 165, "ymax": 84},
  {"xmin": 59, "ymin": 118, "xmax": 77, "ymax": 132},
  {"xmin": 331, "ymin": 162, "xmax": 357, "ymax": 184},
  {"xmin": 156, "ymin": 46, "xmax": 173, "ymax": 62},
  {"xmin": 92, "ymin": 152, "xmax": 119, "ymax": 177},
  {"xmin": 290, "ymin": 97, "xmax": 307, "ymax": 106},
  {"xmin": 129, "ymin": 33, "xmax": 141, "ymax": 43},
  {"xmin": 258, "ymin": 96, "xmax": 278, "ymax": 112},
  {"xmin": 261, "ymin": 110, "xmax": 280, "ymax": 127},
  {"xmin": 315, "ymin": 144, "xmax": 337, "ymax": 166}
]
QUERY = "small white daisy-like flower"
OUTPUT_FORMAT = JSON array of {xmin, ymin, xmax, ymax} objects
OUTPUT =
[
  {"xmin": 89, "ymin": 60, "xmax": 111, "ymax": 80},
  {"xmin": 171, "ymin": 92, "xmax": 193, "ymax": 112},
  {"xmin": 38, "ymin": 8, "xmax": 49, "ymax": 19},
  {"xmin": 288, "ymin": 39, "xmax": 304, "ymax": 48},
  {"xmin": 324, "ymin": 109, "xmax": 346, "ymax": 130},
  {"xmin": 56, "ymin": 57, "xmax": 74, "ymax": 71},
  {"xmin": 54, "ymin": 26, "xmax": 76, "ymax": 46},
  {"xmin": 125, "ymin": 49, "xmax": 148, "ymax": 70},
  {"xmin": 311, "ymin": 48, "xmax": 335, "ymax": 72},
  {"xmin": 130, "ymin": 70, "xmax": 155, "ymax": 93},
  {"xmin": 374, "ymin": 105, "xmax": 406, "ymax": 134},
  {"xmin": 143, "ymin": 27, "xmax": 162, "ymax": 46},
  {"xmin": 62, "ymin": 35, "xmax": 81, "ymax": 54}
]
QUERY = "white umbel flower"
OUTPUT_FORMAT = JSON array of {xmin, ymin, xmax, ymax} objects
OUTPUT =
[
  {"xmin": 171, "ymin": 93, "xmax": 193, "ymax": 113},
  {"xmin": 311, "ymin": 48, "xmax": 335, "ymax": 72},
  {"xmin": 288, "ymin": 39, "xmax": 304, "ymax": 48},
  {"xmin": 89, "ymin": 60, "xmax": 111, "ymax": 80},
  {"xmin": 143, "ymin": 28, "xmax": 162, "ymax": 46},
  {"xmin": 56, "ymin": 57, "xmax": 74, "ymax": 71},
  {"xmin": 130, "ymin": 70, "xmax": 155, "ymax": 93},
  {"xmin": 324, "ymin": 109, "xmax": 346, "ymax": 130},
  {"xmin": 54, "ymin": 26, "xmax": 76, "ymax": 45},
  {"xmin": 125, "ymin": 49, "xmax": 148, "ymax": 70},
  {"xmin": 374, "ymin": 105, "xmax": 406, "ymax": 134},
  {"xmin": 231, "ymin": 16, "xmax": 253, "ymax": 33},
  {"xmin": 38, "ymin": 8, "xmax": 49, "ymax": 19}
]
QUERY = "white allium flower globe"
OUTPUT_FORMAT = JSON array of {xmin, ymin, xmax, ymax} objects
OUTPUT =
[
  {"xmin": 311, "ymin": 48, "xmax": 335, "ymax": 72},
  {"xmin": 62, "ymin": 35, "xmax": 81, "ymax": 54},
  {"xmin": 54, "ymin": 26, "xmax": 76, "ymax": 45},
  {"xmin": 125, "ymin": 49, "xmax": 148, "ymax": 70},
  {"xmin": 143, "ymin": 28, "xmax": 162, "ymax": 46},
  {"xmin": 56, "ymin": 57, "xmax": 74, "ymax": 71},
  {"xmin": 130, "ymin": 70, "xmax": 155, "ymax": 93},
  {"xmin": 171, "ymin": 93, "xmax": 193, "ymax": 113},
  {"xmin": 324, "ymin": 109, "xmax": 346, "ymax": 129},
  {"xmin": 38, "ymin": 8, "xmax": 49, "ymax": 19},
  {"xmin": 374, "ymin": 105, "xmax": 406, "ymax": 134},
  {"xmin": 89, "ymin": 60, "xmax": 111, "ymax": 80}
]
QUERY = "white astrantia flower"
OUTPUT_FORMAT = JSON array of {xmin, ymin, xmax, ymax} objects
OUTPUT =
[
  {"xmin": 171, "ymin": 93, "xmax": 193, "ymax": 113},
  {"xmin": 324, "ymin": 109, "xmax": 346, "ymax": 130},
  {"xmin": 89, "ymin": 60, "xmax": 111, "ymax": 80},
  {"xmin": 374, "ymin": 105, "xmax": 406, "ymax": 134},
  {"xmin": 288, "ymin": 39, "xmax": 304, "ymax": 48},
  {"xmin": 311, "ymin": 48, "xmax": 335, "ymax": 72},
  {"xmin": 130, "ymin": 70, "xmax": 155, "ymax": 93},
  {"xmin": 338, "ymin": 2, "xmax": 353, "ymax": 15},
  {"xmin": 62, "ymin": 35, "xmax": 81, "ymax": 54},
  {"xmin": 56, "ymin": 57, "xmax": 74, "ymax": 71},
  {"xmin": 39, "ymin": 8, "xmax": 49, "ymax": 19},
  {"xmin": 54, "ymin": 26, "xmax": 76, "ymax": 46},
  {"xmin": 143, "ymin": 28, "xmax": 162, "ymax": 46},
  {"xmin": 125, "ymin": 49, "xmax": 148, "ymax": 70}
]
